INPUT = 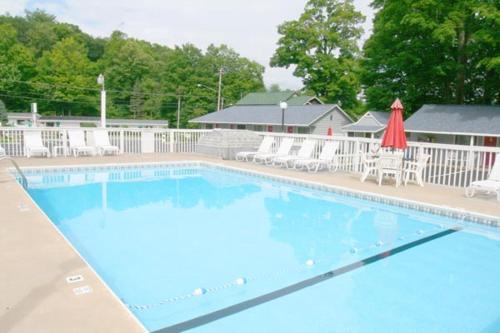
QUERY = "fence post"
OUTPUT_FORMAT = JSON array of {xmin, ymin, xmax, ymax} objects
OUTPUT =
[
  {"xmin": 169, "ymin": 130, "xmax": 175, "ymax": 153},
  {"xmin": 119, "ymin": 130, "xmax": 125, "ymax": 154},
  {"xmin": 61, "ymin": 129, "xmax": 68, "ymax": 157},
  {"xmin": 353, "ymin": 140, "xmax": 360, "ymax": 172}
]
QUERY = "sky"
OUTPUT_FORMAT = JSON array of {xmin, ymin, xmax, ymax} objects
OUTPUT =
[{"xmin": 0, "ymin": 0, "xmax": 374, "ymax": 90}]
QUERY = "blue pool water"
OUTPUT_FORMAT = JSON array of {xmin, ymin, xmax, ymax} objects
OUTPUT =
[{"xmin": 25, "ymin": 164, "xmax": 500, "ymax": 332}]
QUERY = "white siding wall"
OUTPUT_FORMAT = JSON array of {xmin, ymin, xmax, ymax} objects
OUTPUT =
[{"xmin": 309, "ymin": 108, "xmax": 352, "ymax": 136}]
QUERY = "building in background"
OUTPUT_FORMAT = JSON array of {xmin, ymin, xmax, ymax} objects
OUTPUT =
[
  {"xmin": 7, "ymin": 113, "xmax": 41, "ymax": 127},
  {"xmin": 190, "ymin": 92, "xmax": 353, "ymax": 135},
  {"xmin": 6, "ymin": 114, "xmax": 168, "ymax": 128},
  {"xmin": 235, "ymin": 91, "xmax": 323, "ymax": 106},
  {"xmin": 343, "ymin": 111, "xmax": 390, "ymax": 138},
  {"xmin": 404, "ymin": 105, "xmax": 500, "ymax": 147}
]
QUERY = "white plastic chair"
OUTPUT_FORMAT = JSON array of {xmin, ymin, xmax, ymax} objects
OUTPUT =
[
  {"xmin": 236, "ymin": 136, "xmax": 274, "ymax": 162},
  {"xmin": 24, "ymin": 131, "xmax": 50, "ymax": 158},
  {"xmin": 253, "ymin": 138, "xmax": 294, "ymax": 165},
  {"xmin": 403, "ymin": 154, "xmax": 430, "ymax": 186},
  {"xmin": 91, "ymin": 130, "xmax": 120, "ymax": 156},
  {"xmin": 466, "ymin": 154, "xmax": 500, "ymax": 201},
  {"xmin": 360, "ymin": 150, "xmax": 378, "ymax": 182},
  {"xmin": 273, "ymin": 139, "xmax": 316, "ymax": 168},
  {"xmin": 68, "ymin": 130, "xmax": 96, "ymax": 157},
  {"xmin": 295, "ymin": 141, "xmax": 340, "ymax": 172},
  {"xmin": 377, "ymin": 152, "xmax": 404, "ymax": 187}
]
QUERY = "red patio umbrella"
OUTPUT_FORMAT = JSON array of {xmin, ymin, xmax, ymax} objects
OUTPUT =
[{"xmin": 381, "ymin": 98, "xmax": 407, "ymax": 150}]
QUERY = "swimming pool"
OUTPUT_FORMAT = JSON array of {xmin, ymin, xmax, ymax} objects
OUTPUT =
[{"xmin": 23, "ymin": 163, "xmax": 500, "ymax": 332}]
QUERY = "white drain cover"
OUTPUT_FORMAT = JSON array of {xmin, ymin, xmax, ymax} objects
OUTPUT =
[{"xmin": 73, "ymin": 285, "xmax": 93, "ymax": 296}]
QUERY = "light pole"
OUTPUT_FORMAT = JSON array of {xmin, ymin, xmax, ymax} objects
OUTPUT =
[
  {"xmin": 97, "ymin": 74, "xmax": 106, "ymax": 128},
  {"xmin": 31, "ymin": 102, "xmax": 37, "ymax": 127},
  {"xmin": 280, "ymin": 101, "xmax": 288, "ymax": 133},
  {"xmin": 217, "ymin": 67, "xmax": 223, "ymax": 111}
]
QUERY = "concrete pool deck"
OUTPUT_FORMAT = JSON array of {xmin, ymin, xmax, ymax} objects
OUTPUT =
[{"xmin": 1, "ymin": 153, "xmax": 499, "ymax": 333}]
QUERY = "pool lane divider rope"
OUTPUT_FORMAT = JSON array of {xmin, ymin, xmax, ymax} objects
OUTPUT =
[{"xmin": 153, "ymin": 227, "xmax": 460, "ymax": 333}]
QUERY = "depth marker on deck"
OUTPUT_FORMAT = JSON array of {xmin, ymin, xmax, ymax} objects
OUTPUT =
[{"xmin": 153, "ymin": 227, "xmax": 460, "ymax": 333}]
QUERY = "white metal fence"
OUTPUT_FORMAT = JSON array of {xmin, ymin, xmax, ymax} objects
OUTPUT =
[{"xmin": 1, "ymin": 127, "xmax": 499, "ymax": 189}]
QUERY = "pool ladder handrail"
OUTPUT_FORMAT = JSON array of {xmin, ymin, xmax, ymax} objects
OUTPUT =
[{"xmin": 0, "ymin": 156, "xmax": 28, "ymax": 189}]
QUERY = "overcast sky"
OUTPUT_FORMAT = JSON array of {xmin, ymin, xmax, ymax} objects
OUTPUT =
[{"xmin": 0, "ymin": 0, "xmax": 374, "ymax": 90}]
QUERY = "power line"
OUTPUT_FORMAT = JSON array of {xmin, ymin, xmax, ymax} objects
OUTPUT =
[
  {"xmin": 0, "ymin": 78, "xmax": 221, "ymax": 99},
  {"xmin": 0, "ymin": 87, "xmax": 184, "ymax": 106},
  {"xmin": 0, "ymin": 92, "xmax": 179, "ymax": 108}
]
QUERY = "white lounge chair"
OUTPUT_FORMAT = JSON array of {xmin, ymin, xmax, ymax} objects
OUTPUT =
[
  {"xmin": 68, "ymin": 130, "xmax": 96, "ymax": 157},
  {"xmin": 92, "ymin": 130, "xmax": 120, "ymax": 156},
  {"xmin": 24, "ymin": 131, "xmax": 50, "ymax": 158},
  {"xmin": 0, "ymin": 145, "xmax": 5, "ymax": 157},
  {"xmin": 273, "ymin": 139, "xmax": 316, "ymax": 168},
  {"xmin": 295, "ymin": 141, "xmax": 340, "ymax": 172},
  {"xmin": 466, "ymin": 154, "xmax": 500, "ymax": 201},
  {"xmin": 253, "ymin": 138, "xmax": 294, "ymax": 165},
  {"xmin": 403, "ymin": 154, "xmax": 430, "ymax": 186},
  {"xmin": 236, "ymin": 136, "xmax": 274, "ymax": 162}
]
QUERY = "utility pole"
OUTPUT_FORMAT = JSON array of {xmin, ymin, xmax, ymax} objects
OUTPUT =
[{"xmin": 217, "ymin": 67, "xmax": 224, "ymax": 111}]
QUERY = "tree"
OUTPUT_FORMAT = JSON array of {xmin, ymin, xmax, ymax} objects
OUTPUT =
[
  {"xmin": 0, "ymin": 99, "xmax": 7, "ymax": 125},
  {"xmin": 130, "ymin": 81, "xmax": 144, "ymax": 119},
  {"xmin": 361, "ymin": 0, "xmax": 500, "ymax": 114},
  {"xmin": 268, "ymin": 84, "xmax": 282, "ymax": 92},
  {"xmin": 0, "ymin": 10, "xmax": 266, "ymax": 125},
  {"xmin": 36, "ymin": 37, "xmax": 98, "ymax": 115},
  {"xmin": 0, "ymin": 23, "xmax": 36, "ymax": 112},
  {"xmin": 270, "ymin": 0, "xmax": 365, "ymax": 109}
]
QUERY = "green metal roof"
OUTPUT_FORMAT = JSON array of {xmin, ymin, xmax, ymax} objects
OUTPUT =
[
  {"xmin": 236, "ymin": 91, "xmax": 321, "ymax": 106},
  {"xmin": 287, "ymin": 95, "xmax": 322, "ymax": 105},
  {"xmin": 236, "ymin": 91, "xmax": 296, "ymax": 105}
]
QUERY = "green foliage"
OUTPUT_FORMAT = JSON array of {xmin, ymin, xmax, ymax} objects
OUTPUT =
[
  {"xmin": 362, "ymin": 0, "xmax": 500, "ymax": 114},
  {"xmin": 0, "ymin": 99, "xmax": 7, "ymax": 125},
  {"xmin": 270, "ymin": 0, "xmax": 365, "ymax": 110},
  {"xmin": 35, "ymin": 37, "xmax": 98, "ymax": 116},
  {"xmin": 0, "ymin": 11, "xmax": 265, "ymax": 127}
]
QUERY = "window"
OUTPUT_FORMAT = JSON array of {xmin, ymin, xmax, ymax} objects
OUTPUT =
[
  {"xmin": 297, "ymin": 127, "xmax": 308, "ymax": 134},
  {"xmin": 237, "ymin": 124, "xmax": 246, "ymax": 130}
]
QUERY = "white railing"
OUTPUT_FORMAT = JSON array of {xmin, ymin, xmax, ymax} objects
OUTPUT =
[
  {"xmin": 256, "ymin": 132, "xmax": 500, "ymax": 189},
  {"xmin": 0, "ymin": 127, "xmax": 211, "ymax": 156},
  {"xmin": 1, "ymin": 127, "xmax": 499, "ymax": 189}
]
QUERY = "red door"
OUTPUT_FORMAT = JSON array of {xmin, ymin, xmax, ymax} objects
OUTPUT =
[
  {"xmin": 287, "ymin": 126, "xmax": 293, "ymax": 134},
  {"xmin": 267, "ymin": 125, "xmax": 273, "ymax": 132},
  {"xmin": 484, "ymin": 136, "xmax": 497, "ymax": 166}
]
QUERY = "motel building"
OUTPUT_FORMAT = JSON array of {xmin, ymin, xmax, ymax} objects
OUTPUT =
[
  {"xmin": 404, "ymin": 105, "xmax": 500, "ymax": 148},
  {"xmin": 189, "ymin": 91, "xmax": 354, "ymax": 136},
  {"xmin": 7, "ymin": 113, "xmax": 168, "ymax": 128}
]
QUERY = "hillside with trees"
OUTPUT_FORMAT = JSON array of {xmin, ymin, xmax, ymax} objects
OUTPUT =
[
  {"xmin": 1, "ymin": 1, "xmax": 498, "ymax": 125},
  {"xmin": 0, "ymin": 10, "xmax": 265, "ymax": 127}
]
